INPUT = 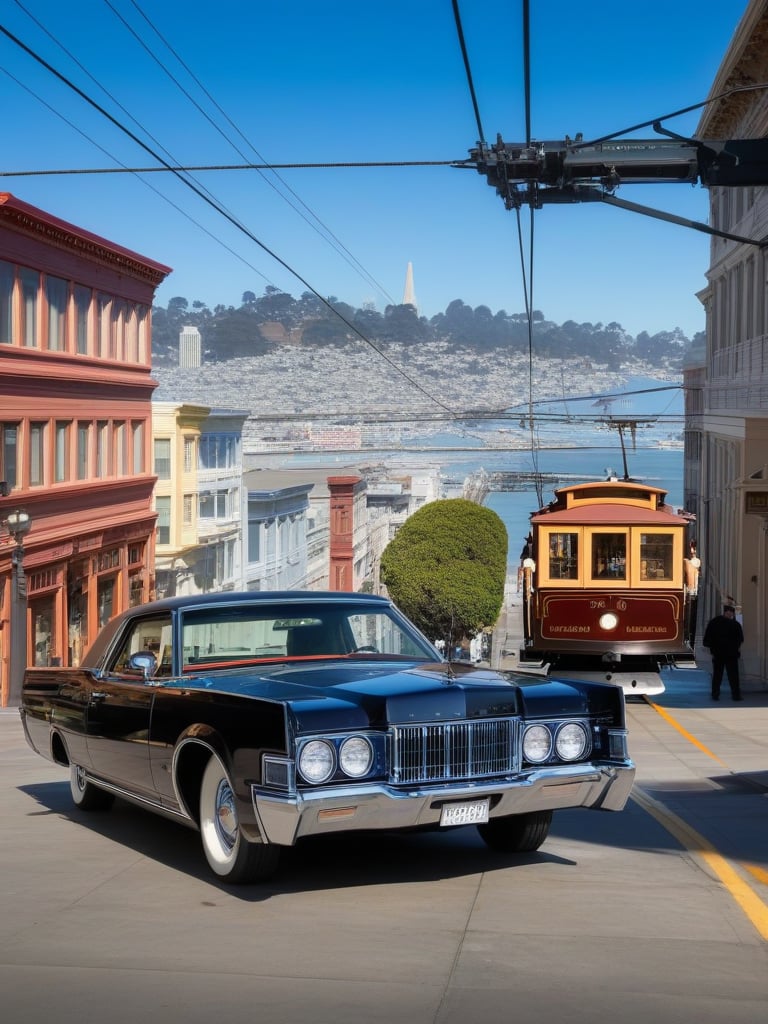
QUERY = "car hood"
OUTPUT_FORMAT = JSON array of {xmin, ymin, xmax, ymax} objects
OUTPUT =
[{"xmin": 169, "ymin": 659, "xmax": 610, "ymax": 730}]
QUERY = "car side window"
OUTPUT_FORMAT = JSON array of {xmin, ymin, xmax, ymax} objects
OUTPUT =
[{"xmin": 109, "ymin": 616, "xmax": 173, "ymax": 678}]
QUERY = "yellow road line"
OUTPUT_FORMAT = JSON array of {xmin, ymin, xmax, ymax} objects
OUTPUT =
[
  {"xmin": 632, "ymin": 702, "xmax": 768, "ymax": 941},
  {"xmin": 631, "ymin": 786, "xmax": 768, "ymax": 941},
  {"xmin": 745, "ymin": 863, "xmax": 768, "ymax": 886},
  {"xmin": 646, "ymin": 699, "xmax": 729, "ymax": 766}
]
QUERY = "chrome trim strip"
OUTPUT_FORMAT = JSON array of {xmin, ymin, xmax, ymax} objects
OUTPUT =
[{"xmin": 79, "ymin": 772, "xmax": 194, "ymax": 827}]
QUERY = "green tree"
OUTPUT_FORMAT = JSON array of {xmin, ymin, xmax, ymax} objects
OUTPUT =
[{"xmin": 380, "ymin": 499, "xmax": 507, "ymax": 650}]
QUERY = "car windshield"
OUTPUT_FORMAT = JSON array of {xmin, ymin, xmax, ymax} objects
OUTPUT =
[{"xmin": 180, "ymin": 602, "xmax": 439, "ymax": 671}]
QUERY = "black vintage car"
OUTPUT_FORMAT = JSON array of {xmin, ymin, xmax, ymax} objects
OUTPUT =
[{"xmin": 20, "ymin": 591, "xmax": 635, "ymax": 884}]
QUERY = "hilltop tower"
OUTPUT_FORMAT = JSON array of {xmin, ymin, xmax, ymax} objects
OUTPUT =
[{"xmin": 402, "ymin": 262, "xmax": 417, "ymax": 310}]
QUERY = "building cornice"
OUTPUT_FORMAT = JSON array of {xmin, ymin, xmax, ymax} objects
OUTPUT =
[
  {"xmin": 0, "ymin": 192, "xmax": 171, "ymax": 286},
  {"xmin": 697, "ymin": 1, "xmax": 768, "ymax": 138}
]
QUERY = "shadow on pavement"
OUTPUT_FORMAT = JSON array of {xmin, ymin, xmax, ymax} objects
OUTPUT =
[{"xmin": 19, "ymin": 779, "xmax": 580, "ymax": 900}]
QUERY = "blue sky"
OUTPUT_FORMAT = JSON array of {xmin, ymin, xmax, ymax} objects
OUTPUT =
[{"xmin": 0, "ymin": 0, "xmax": 749, "ymax": 338}]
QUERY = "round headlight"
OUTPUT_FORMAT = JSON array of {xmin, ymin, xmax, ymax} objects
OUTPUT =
[
  {"xmin": 599, "ymin": 612, "xmax": 619, "ymax": 631},
  {"xmin": 298, "ymin": 740, "xmax": 335, "ymax": 783},
  {"xmin": 522, "ymin": 724, "xmax": 552, "ymax": 763},
  {"xmin": 555, "ymin": 722, "xmax": 589, "ymax": 761},
  {"xmin": 339, "ymin": 735, "xmax": 373, "ymax": 778}
]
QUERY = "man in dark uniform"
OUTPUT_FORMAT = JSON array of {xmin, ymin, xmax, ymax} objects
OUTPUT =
[{"xmin": 703, "ymin": 604, "xmax": 744, "ymax": 701}]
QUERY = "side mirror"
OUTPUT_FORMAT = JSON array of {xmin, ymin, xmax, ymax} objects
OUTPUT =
[{"xmin": 127, "ymin": 651, "xmax": 158, "ymax": 680}]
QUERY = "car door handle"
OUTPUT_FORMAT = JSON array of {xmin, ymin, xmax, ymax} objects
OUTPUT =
[{"xmin": 89, "ymin": 691, "xmax": 107, "ymax": 703}]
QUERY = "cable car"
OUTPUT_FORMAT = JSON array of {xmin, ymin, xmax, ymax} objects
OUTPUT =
[{"xmin": 518, "ymin": 477, "xmax": 699, "ymax": 696}]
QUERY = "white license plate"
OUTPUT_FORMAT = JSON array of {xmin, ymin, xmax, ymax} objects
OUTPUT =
[{"xmin": 440, "ymin": 798, "xmax": 490, "ymax": 826}]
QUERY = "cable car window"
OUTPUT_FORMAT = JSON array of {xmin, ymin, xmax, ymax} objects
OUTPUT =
[
  {"xmin": 591, "ymin": 533, "xmax": 626, "ymax": 580},
  {"xmin": 548, "ymin": 532, "xmax": 579, "ymax": 579},
  {"xmin": 640, "ymin": 533, "xmax": 674, "ymax": 580}
]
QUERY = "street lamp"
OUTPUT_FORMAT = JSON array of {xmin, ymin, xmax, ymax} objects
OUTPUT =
[{"xmin": 6, "ymin": 510, "xmax": 31, "ymax": 707}]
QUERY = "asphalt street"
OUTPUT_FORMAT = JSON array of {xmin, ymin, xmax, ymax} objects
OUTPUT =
[{"xmin": 2, "ymin": 658, "xmax": 768, "ymax": 1024}]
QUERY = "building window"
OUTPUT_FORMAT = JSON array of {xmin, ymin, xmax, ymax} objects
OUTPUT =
[
  {"xmin": 154, "ymin": 438, "xmax": 171, "ymax": 479},
  {"xmin": 74, "ymin": 285, "xmax": 91, "ymax": 354},
  {"xmin": 125, "ymin": 307, "xmax": 138, "ymax": 362},
  {"xmin": 156, "ymin": 496, "xmax": 171, "ymax": 545},
  {"xmin": 111, "ymin": 300, "xmax": 126, "ymax": 361},
  {"xmin": 200, "ymin": 434, "xmax": 237, "ymax": 469},
  {"xmin": 200, "ymin": 490, "xmax": 228, "ymax": 520},
  {"xmin": 115, "ymin": 421, "xmax": 127, "ymax": 475},
  {"xmin": 1, "ymin": 423, "xmax": 18, "ymax": 488},
  {"xmin": 20, "ymin": 267, "xmax": 39, "ymax": 347},
  {"xmin": 55, "ymin": 421, "xmax": 70, "ymax": 482},
  {"xmin": 0, "ymin": 260, "xmax": 13, "ymax": 344},
  {"xmin": 77, "ymin": 422, "xmax": 90, "ymax": 479},
  {"xmin": 183, "ymin": 493, "xmax": 195, "ymax": 525},
  {"xmin": 132, "ymin": 420, "xmax": 144, "ymax": 473},
  {"xmin": 129, "ymin": 573, "xmax": 145, "ymax": 607},
  {"xmin": 247, "ymin": 521, "xmax": 260, "ymax": 562},
  {"xmin": 96, "ymin": 421, "xmax": 110, "ymax": 477},
  {"xmin": 97, "ymin": 576, "xmax": 115, "ymax": 629},
  {"xmin": 46, "ymin": 275, "xmax": 68, "ymax": 351},
  {"xmin": 93, "ymin": 548, "xmax": 120, "ymax": 572},
  {"xmin": 137, "ymin": 305, "xmax": 149, "ymax": 362},
  {"xmin": 183, "ymin": 436, "xmax": 195, "ymax": 472},
  {"xmin": 29, "ymin": 421, "xmax": 46, "ymax": 486},
  {"xmin": 97, "ymin": 293, "xmax": 111, "ymax": 357}
]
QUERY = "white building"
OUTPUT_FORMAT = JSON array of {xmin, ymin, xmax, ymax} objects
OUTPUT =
[
  {"xmin": 179, "ymin": 325, "xmax": 202, "ymax": 368},
  {"xmin": 243, "ymin": 469, "xmax": 314, "ymax": 591},
  {"xmin": 690, "ymin": 0, "xmax": 768, "ymax": 685},
  {"xmin": 195, "ymin": 409, "xmax": 249, "ymax": 592}
]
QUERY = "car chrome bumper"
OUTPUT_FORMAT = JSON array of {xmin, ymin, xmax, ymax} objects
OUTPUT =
[{"xmin": 250, "ymin": 758, "xmax": 635, "ymax": 847}]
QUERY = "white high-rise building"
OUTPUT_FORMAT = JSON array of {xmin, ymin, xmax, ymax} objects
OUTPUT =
[{"xmin": 179, "ymin": 325, "xmax": 202, "ymax": 368}]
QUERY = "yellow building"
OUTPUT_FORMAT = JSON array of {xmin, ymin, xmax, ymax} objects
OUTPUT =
[{"xmin": 152, "ymin": 402, "xmax": 209, "ymax": 598}]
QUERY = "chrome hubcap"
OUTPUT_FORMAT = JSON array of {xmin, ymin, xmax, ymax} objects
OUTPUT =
[{"xmin": 214, "ymin": 778, "xmax": 237, "ymax": 851}]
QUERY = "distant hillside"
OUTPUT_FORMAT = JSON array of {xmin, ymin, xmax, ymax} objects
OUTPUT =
[{"xmin": 152, "ymin": 287, "xmax": 701, "ymax": 372}]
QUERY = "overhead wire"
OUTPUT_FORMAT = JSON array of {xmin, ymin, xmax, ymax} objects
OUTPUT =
[
  {"xmin": 451, "ymin": 0, "xmax": 549, "ymax": 491},
  {"xmin": 451, "ymin": 0, "xmax": 486, "ymax": 147},
  {"xmin": 0, "ymin": 17, "xmax": 461, "ymax": 418},
  {"xmin": 575, "ymin": 82, "xmax": 768, "ymax": 147},
  {"xmin": 0, "ymin": 159, "xmax": 461, "ymax": 177},
  {"xmin": 10, "ymin": 0, "xmax": 252, "ymax": 234},
  {"xmin": 1, "ymin": 5, "xmax": 703, "ymax": 448},
  {"xmin": 0, "ymin": 65, "xmax": 276, "ymax": 288},
  {"xmin": 6, "ymin": 0, "xmax": 279, "ymax": 289},
  {"xmin": 111, "ymin": 0, "xmax": 398, "ymax": 308},
  {"xmin": 15, "ymin": 0, "xmax": 398, "ymax": 313}
]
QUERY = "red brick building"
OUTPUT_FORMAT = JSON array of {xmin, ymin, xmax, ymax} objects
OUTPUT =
[{"xmin": 0, "ymin": 193, "xmax": 170, "ymax": 705}]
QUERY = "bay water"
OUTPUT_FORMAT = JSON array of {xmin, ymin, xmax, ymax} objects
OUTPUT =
[{"xmin": 413, "ymin": 373, "xmax": 685, "ymax": 567}]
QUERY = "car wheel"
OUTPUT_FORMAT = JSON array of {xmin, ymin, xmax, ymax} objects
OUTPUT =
[
  {"xmin": 199, "ymin": 754, "xmax": 280, "ymax": 884},
  {"xmin": 477, "ymin": 810, "xmax": 552, "ymax": 852},
  {"xmin": 69, "ymin": 764, "xmax": 114, "ymax": 811}
]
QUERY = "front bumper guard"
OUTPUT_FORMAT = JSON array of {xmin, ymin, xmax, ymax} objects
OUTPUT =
[{"xmin": 251, "ymin": 758, "xmax": 635, "ymax": 847}]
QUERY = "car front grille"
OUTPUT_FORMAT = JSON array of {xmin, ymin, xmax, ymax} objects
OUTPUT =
[{"xmin": 390, "ymin": 718, "xmax": 516, "ymax": 785}]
